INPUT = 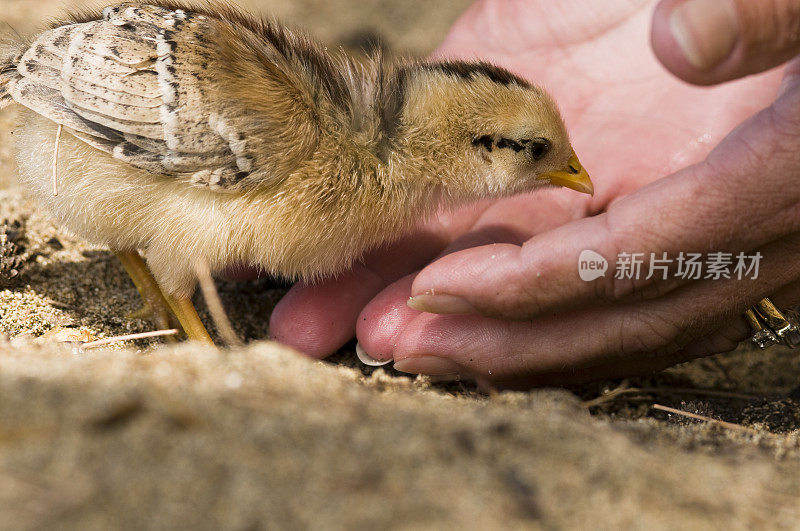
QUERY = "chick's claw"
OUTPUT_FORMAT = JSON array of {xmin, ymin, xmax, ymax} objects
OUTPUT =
[{"xmin": 115, "ymin": 250, "xmax": 175, "ymax": 335}]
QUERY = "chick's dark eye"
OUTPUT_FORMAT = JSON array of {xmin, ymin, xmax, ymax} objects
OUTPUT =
[{"xmin": 530, "ymin": 139, "xmax": 551, "ymax": 161}]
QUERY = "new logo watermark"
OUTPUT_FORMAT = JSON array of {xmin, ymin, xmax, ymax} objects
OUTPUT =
[
  {"xmin": 578, "ymin": 250, "xmax": 608, "ymax": 281},
  {"xmin": 578, "ymin": 251, "xmax": 762, "ymax": 281}
]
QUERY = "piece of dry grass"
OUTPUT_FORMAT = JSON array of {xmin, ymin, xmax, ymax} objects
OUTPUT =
[
  {"xmin": 582, "ymin": 383, "xmax": 768, "ymax": 408},
  {"xmin": 652, "ymin": 404, "xmax": 761, "ymax": 435},
  {"xmin": 194, "ymin": 261, "xmax": 242, "ymax": 347},
  {"xmin": 81, "ymin": 329, "xmax": 180, "ymax": 350}
]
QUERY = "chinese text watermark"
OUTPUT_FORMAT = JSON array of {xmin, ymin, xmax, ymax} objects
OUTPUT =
[{"xmin": 578, "ymin": 251, "xmax": 761, "ymax": 281}]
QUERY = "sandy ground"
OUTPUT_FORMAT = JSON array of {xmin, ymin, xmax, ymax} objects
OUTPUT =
[{"xmin": 1, "ymin": 0, "xmax": 800, "ymax": 529}]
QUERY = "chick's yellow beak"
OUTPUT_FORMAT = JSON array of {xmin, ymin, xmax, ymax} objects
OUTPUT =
[{"xmin": 540, "ymin": 152, "xmax": 594, "ymax": 196}]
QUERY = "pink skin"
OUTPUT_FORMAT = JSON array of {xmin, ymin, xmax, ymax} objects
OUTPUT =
[{"xmin": 270, "ymin": 0, "xmax": 800, "ymax": 388}]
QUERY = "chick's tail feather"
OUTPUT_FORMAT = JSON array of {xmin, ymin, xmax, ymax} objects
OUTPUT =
[{"xmin": 0, "ymin": 24, "xmax": 24, "ymax": 109}]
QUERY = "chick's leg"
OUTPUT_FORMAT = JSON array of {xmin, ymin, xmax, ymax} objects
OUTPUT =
[
  {"xmin": 114, "ymin": 250, "xmax": 173, "ymax": 333},
  {"xmin": 165, "ymin": 294, "xmax": 214, "ymax": 344},
  {"xmin": 115, "ymin": 250, "xmax": 214, "ymax": 344}
]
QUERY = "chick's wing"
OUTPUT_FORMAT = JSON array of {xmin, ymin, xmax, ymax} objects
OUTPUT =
[{"xmin": 11, "ymin": 2, "xmax": 329, "ymax": 191}]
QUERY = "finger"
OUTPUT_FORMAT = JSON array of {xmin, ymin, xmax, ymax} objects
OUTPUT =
[
  {"xmin": 526, "ymin": 275, "xmax": 800, "ymax": 387},
  {"xmin": 269, "ymin": 230, "xmax": 448, "ymax": 358},
  {"xmin": 356, "ymin": 193, "xmax": 585, "ymax": 362},
  {"xmin": 355, "ymin": 224, "xmax": 531, "ymax": 363},
  {"xmin": 355, "ymin": 222, "xmax": 528, "ymax": 363},
  {"xmin": 394, "ymin": 235, "xmax": 800, "ymax": 387},
  {"xmin": 652, "ymin": 0, "xmax": 800, "ymax": 86},
  {"xmin": 678, "ymin": 276, "xmax": 800, "ymax": 359},
  {"xmin": 391, "ymin": 299, "xmax": 704, "ymax": 388},
  {"xmin": 409, "ymin": 81, "xmax": 800, "ymax": 319}
]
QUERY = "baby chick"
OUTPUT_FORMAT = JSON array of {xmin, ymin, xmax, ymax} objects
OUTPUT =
[{"xmin": 0, "ymin": 1, "xmax": 593, "ymax": 343}]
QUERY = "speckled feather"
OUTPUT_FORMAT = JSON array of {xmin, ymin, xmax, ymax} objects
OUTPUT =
[{"xmin": 13, "ymin": 4, "xmax": 259, "ymax": 189}]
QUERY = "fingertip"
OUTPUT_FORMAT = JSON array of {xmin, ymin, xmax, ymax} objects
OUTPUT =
[
  {"xmin": 269, "ymin": 281, "xmax": 361, "ymax": 359},
  {"xmin": 651, "ymin": 0, "xmax": 722, "ymax": 86},
  {"xmin": 356, "ymin": 275, "xmax": 420, "ymax": 362},
  {"xmin": 653, "ymin": 0, "xmax": 800, "ymax": 86},
  {"xmin": 268, "ymin": 315, "xmax": 342, "ymax": 360}
]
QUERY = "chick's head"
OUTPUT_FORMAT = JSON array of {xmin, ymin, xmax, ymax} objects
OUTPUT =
[{"xmin": 404, "ymin": 62, "xmax": 593, "ymax": 198}]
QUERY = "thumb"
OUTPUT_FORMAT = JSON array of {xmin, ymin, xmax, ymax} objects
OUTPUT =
[{"xmin": 652, "ymin": 0, "xmax": 800, "ymax": 85}]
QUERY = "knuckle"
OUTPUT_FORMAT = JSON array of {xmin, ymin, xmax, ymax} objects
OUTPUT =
[
  {"xmin": 767, "ymin": 0, "xmax": 800, "ymax": 49},
  {"xmin": 616, "ymin": 309, "xmax": 684, "ymax": 355},
  {"xmin": 494, "ymin": 279, "xmax": 544, "ymax": 320},
  {"xmin": 593, "ymin": 211, "xmax": 674, "ymax": 304},
  {"xmin": 739, "ymin": 0, "xmax": 800, "ymax": 53},
  {"xmin": 605, "ymin": 274, "xmax": 640, "ymax": 303},
  {"xmin": 481, "ymin": 247, "xmax": 544, "ymax": 320},
  {"xmin": 588, "ymin": 213, "xmax": 636, "ymax": 303}
]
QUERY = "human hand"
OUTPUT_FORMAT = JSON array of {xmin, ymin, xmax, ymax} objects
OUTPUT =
[{"xmin": 270, "ymin": 0, "xmax": 791, "ymax": 388}]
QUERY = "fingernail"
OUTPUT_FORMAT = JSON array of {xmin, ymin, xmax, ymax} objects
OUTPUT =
[
  {"xmin": 670, "ymin": 0, "xmax": 738, "ymax": 71},
  {"xmin": 393, "ymin": 356, "xmax": 461, "ymax": 376},
  {"xmin": 407, "ymin": 293, "xmax": 477, "ymax": 314},
  {"xmin": 355, "ymin": 342, "xmax": 392, "ymax": 367}
]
